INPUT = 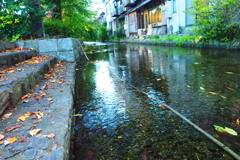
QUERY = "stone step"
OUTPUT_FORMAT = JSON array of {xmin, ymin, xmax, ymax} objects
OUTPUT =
[
  {"xmin": 0, "ymin": 55, "xmax": 56, "ymax": 115},
  {"xmin": 0, "ymin": 50, "xmax": 38, "ymax": 71},
  {"xmin": 0, "ymin": 61, "xmax": 76, "ymax": 160}
]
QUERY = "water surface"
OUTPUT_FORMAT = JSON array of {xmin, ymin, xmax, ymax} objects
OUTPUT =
[{"xmin": 73, "ymin": 43, "xmax": 240, "ymax": 159}]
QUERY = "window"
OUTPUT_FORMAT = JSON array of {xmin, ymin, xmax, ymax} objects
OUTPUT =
[
  {"xmin": 173, "ymin": 0, "xmax": 177, "ymax": 13},
  {"xmin": 149, "ymin": 6, "xmax": 162, "ymax": 23}
]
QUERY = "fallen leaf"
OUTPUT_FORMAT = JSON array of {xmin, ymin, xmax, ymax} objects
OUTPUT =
[
  {"xmin": 3, "ymin": 113, "xmax": 12, "ymax": 119},
  {"xmin": 236, "ymin": 119, "xmax": 240, "ymax": 125},
  {"xmin": 52, "ymin": 145, "xmax": 57, "ymax": 150},
  {"xmin": 17, "ymin": 112, "xmax": 32, "ymax": 122},
  {"xmin": 209, "ymin": 92, "xmax": 218, "ymax": 95},
  {"xmin": 51, "ymin": 121, "xmax": 55, "ymax": 124},
  {"xmin": 159, "ymin": 105, "xmax": 167, "ymax": 109},
  {"xmin": 0, "ymin": 134, "xmax": 5, "ymax": 140},
  {"xmin": 23, "ymin": 99, "xmax": 30, "ymax": 103},
  {"xmin": 46, "ymin": 133, "xmax": 55, "ymax": 139},
  {"xmin": 5, "ymin": 125, "xmax": 22, "ymax": 133},
  {"xmin": 33, "ymin": 120, "xmax": 42, "ymax": 124},
  {"xmin": 19, "ymin": 137, "xmax": 28, "ymax": 143},
  {"xmin": 29, "ymin": 129, "xmax": 41, "ymax": 136},
  {"xmin": 234, "ymin": 104, "xmax": 240, "ymax": 108},
  {"xmin": 72, "ymin": 114, "xmax": 83, "ymax": 117},
  {"xmin": 47, "ymin": 98, "xmax": 53, "ymax": 101},
  {"xmin": 225, "ymin": 127, "xmax": 238, "ymax": 136},
  {"xmin": 4, "ymin": 140, "xmax": 10, "ymax": 145},
  {"xmin": 21, "ymin": 94, "xmax": 31, "ymax": 99},
  {"xmin": 59, "ymin": 89, "xmax": 64, "ymax": 92},
  {"xmin": 34, "ymin": 96, "xmax": 43, "ymax": 100},
  {"xmin": 0, "ymin": 141, "xmax": 3, "ymax": 145},
  {"xmin": 214, "ymin": 125, "xmax": 226, "ymax": 133},
  {"xmin": 7, "ymin": 137, "xmax": 18, "ymax": 143}
]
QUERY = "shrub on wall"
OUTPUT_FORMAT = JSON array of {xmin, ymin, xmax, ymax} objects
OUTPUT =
[{"xmin": 189, "ymin": 0, "xmax": 240, "ymax": 42}]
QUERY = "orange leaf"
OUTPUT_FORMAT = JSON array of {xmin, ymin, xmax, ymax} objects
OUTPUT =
[
  {"xmin": 234, "ymin": 104, "xmax": 240, "ymax": 108},
  {"xmin": 59, "ymin": 89, "xmax": 64, "ymax": 92},
  {"xmin": 29, "ymin": 129, "xmax": 41, "ymax": 136},
  {"xmin": 21, "ymin": 94, "xmax": 31, "ymax": 99},
  {"xmin": 236, "ymin": 119, "xmax": 240, "ymax": 125},
  {"xmin": 7, "ymin": 137, "xmax": 18, "ymax": 143},
  {"xmin": 23, "ymin": 99, "xmax": 30, "ymax": 103},
  {"xmin": 0, "ymin": 141, "xmax": 3, "ymax": 145},
  {"xmin": 52, "ymin": 145, "xmax": 57, "ymax": 150},
  {"xmin": 5, "ymin": 125, "xmax": 22, "ymax": 132},
  {"xmin": 159, "ymin": 105, "xmax": 167, "ymax": 109},
  {"xmin": 33, "ymin": 120, "xmax": 42, "ymax": 124},
  {"xmin": 34, "ymin": 96, "xmax": 43, "ymax": 100}
]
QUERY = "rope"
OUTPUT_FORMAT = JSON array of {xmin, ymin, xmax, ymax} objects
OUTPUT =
[
  {"xmin": 109, "ymin": 67, "xmax": 240, "ymax": 160},
  {"xmin": 76, "ymin": 40, "xmax": 90, "ymax": 61}
]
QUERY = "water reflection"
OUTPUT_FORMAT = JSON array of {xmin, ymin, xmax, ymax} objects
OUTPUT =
[{"xmin": 73, "ymin": 43, "xmax": 240, "ymax": 159}]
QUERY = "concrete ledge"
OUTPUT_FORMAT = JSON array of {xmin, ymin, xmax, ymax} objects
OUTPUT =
[{"xmin": 16, "ymin": 38, "xmax": 84, "ymax": 62}]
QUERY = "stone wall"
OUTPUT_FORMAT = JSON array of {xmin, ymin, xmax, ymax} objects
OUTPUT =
[{"xmin": 15, "ymin": 38, "xmax": 84, "ymax": 62}]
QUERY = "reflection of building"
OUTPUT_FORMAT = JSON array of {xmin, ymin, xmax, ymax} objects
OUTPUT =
[{"xmin": 100, "ymin": 0, "xmax": 195, "ymax": 38}]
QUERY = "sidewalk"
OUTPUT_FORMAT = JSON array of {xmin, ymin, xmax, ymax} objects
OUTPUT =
[{"xmin": 0, "ymin": 51, "xmax": 76, "ymax": 159}]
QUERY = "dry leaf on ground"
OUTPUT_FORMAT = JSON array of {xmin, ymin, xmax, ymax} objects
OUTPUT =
[
  {"xmin": 29, "ymin": 129, "xmax": 41, "ymax": 136},
  {"xmin": 7, "ymin": 137, "xmax": 18, "ymax": 143},
  {"xmin": 0, "ymin": 134, "xmax": 5, "ymax": 140},
  {"xmin": 5, "ymin": 125, "xmax": 22, "ymax": 133},
  {"xmin": 52, "ymin": 145, "xmax": 57, "ymax": 150}
]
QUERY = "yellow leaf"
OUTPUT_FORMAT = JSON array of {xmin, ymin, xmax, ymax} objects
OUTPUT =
[
  {"xmin": 209, "ymin": 92, "xmax": 218, "ymax": 95},
  {"xmin": 220, "ymin": 95, "xmax": 226, "ymax": 99},
  {"xmin": 225, "ymin": 127, "xmax": 238, "ymax": 136},
  {"xmin": 72, "ymin": 114, "xmax": 83, "ymax": 117},
  {"xmin": 29, "ymin": 129, "xmax": 41, "ymax": 136},
  {"xmin": 7, "ymin": 137, "xmax": 18, "ymax": 143},
  {"xmin": 226, "ymin": 72, "xmax": 234, "ymax": 74}
]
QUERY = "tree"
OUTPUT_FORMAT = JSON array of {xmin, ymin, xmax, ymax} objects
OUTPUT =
[
  {"xmin": 43, "ymin": 0, "xmax": 98, "ymax": 40},
  {"xmin": 190, "ymin": 0, "xmax": 240, "ymax": 42}
]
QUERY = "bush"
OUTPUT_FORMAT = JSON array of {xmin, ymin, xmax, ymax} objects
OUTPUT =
[
  {"xmin": 44, "ymin": 19, "xmax": 70, "ymax": 37},
  {"xmin": 189, "ymin": 0, "xmax": 240, "ymax": 42},
  {"xmin": 98, "ymin": 25, "xmax": 109, "ymax": 42}
]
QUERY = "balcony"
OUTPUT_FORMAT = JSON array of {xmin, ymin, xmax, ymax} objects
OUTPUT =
[
  {"xmin": 124, "ymin": 0, "xmax": 137, "ymax": 7},
  {"xmin": 111, "ymin": 8, "xmax": 119, "ymax": 17}
]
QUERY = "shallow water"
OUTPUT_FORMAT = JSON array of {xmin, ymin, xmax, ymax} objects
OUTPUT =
[{"xmin": 72, "ymin": 43, "xmax": 240, "ymax": 159}]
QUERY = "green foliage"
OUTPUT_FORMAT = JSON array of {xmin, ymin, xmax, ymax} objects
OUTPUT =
[
  {"xmin": 189, "ymin": 0, "xmax": 240, "ymax": 42},
  {"xmin": 98, "ymin": 23, "xmax": 109, "ymax": 42},
  {"xmin": 0, "ymin": 0, "xmax": 52, "ymax": 41},
  {"xmin": 43, "ymin": 0, "xmax": 98, "ymax": 41},
  {"xmin": 44, "ymin": 19, "xmax": 70, "ymax": 37}
]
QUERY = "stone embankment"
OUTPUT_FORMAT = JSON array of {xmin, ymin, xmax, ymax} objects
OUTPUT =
[
  {"xmin": 0, "ymin": 38, "xmax": 83, "ymax": 159},
  {"xmin": 120, "ymin": 38, "xmax": 240, "ymax": 50}
]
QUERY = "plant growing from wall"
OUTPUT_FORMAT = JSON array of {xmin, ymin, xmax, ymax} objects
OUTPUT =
[{"xmin": 189, "ymin": 0, "xmax": 240, "ymax": 42}]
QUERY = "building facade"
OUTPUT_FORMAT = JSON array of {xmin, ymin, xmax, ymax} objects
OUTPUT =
[{"xmin": 101, "ymin": 0, "xmax": 195, "ymax": 38}]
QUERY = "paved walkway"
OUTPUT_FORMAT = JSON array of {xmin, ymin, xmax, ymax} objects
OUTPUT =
[{"xmin": 0, "ymin": 52, "xmax": 76, "ymax": 159}]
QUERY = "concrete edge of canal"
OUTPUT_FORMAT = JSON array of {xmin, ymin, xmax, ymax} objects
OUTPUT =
[{"xmin": 119, "ymin": 38, "xmax": 240, "ymax": 50}]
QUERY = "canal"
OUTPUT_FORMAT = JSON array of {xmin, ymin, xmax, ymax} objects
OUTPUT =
[{"xmin": 72, "ymin": 43, "xmax": 240, "ymax": 159}]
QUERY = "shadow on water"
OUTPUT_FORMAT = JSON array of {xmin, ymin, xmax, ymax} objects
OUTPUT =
[{"xmin": 72, "ymin": 43, "xmax": 240, "ymax": 159}]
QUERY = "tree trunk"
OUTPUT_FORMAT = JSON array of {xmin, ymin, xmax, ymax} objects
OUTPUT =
[
  {"xmin": 52, "ymin": 0, "xmax": 62, "ymax": 20},
  {"xmin": 29, "ymin": 0, "xmax": 44, "ymax": 38}
]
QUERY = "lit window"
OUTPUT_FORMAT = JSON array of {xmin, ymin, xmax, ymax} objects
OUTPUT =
[{"xmin": 149, "ymin": 6, "xmax": 162, "ymax": 23}]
